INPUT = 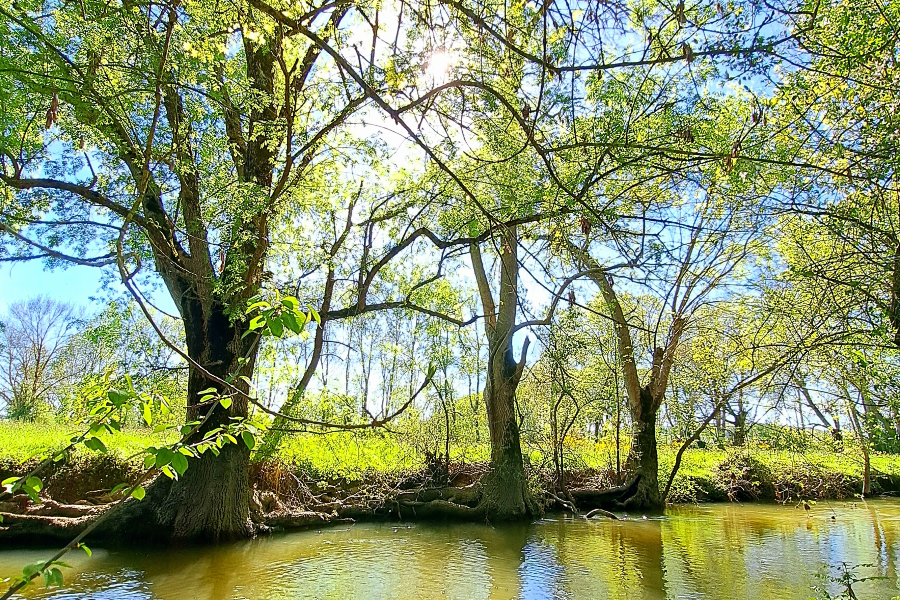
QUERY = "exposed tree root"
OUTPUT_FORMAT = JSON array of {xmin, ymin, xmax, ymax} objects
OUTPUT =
[
  {"xmin": 583, "ymin": 508, "xmax": 620, "ymax": 520},
  {"xmin": 262, "ymin": 510, "xmax": 354, "ymax": 530},
  {"xmin": 0, "ymin": 498, "xmax": 102, "ymax": 519},
  {"xmin": 0, "ymin": 512, "xmax": 93, "ymax": 542},
  {"xmin": 395, "ymin": 485, "xmax": 480, "ymax": 507},
  {"xmin": 547, "ymin": 491, "xmax": 578, "ymax": 513},
  {"xmin": 569, "ymin": 475, "xmax": 641, "ymax": 509},
  {"xmin": 398, "ymin": 499, "xmax": 486, "ymax": 520},
  {"xmin": 0, "ymin": 462, "xmax": 655, "ymax": 548},
  {"xmin": 0, "ymin": 497, "xmax": 108, "ymax": 542}
]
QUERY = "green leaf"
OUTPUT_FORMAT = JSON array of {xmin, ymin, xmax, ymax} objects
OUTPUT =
[
  {"xmin": 22, "ymin": 561, "xmax": 43, "ymax": 578},
  {"xmin": 170, "ymin": 452, "xmax": 189, "ymax": 476},
  {"xmin": 154, "ymin": 448, "xmax": 175, "ymax": 468},
  {"xmin": 110, "ymin": 483, "xmax": 129, "ymax": 496},
  {"xmin": 246, "ymin": 300, "xmax": 272, "ymax": 314},
  {"xmin": 22, "ymin": 485, "xmax": 39, "ymax": 503},
  {"xmin": 241, "ymin": 431, "xmax": 256, "ymax": 450},
  {"xmin": 268, "ymin": 316, "xmax": 284, "ymax": 338},
  {"xmin": 141, "ymin": 402, "xmax": 152, "ymax": 427},
  {"xmin": 25, "ymin": 476, "xmax": 42, "ymax": 492},
  {"xmin": 307, "ymin": 305, "xmax": 321, "ymax": 325},
  {"xmin": 248, "ymin": 315, "xmax": 266, "ymax": 330},
  {"xmin": 108, "ymin": 389, "xmax": 130, "ymax": 408},
  {"xmin": 219, "ymin": 397, "xmax": 233, "ymax": 410},
  {"xmin": 83, "ymin": 437, "xmax": 108, "ymax": 454},
  {"xmin": 282, "ymin": 311, "xmax": 301, "ymax": 334},
  {"xmin": 78, "ymin": 544, "xmax": 92, "ymax": 557},
  {"xmin": 131, "ymin": 486, "xmax": 146, "ymax": 501}
]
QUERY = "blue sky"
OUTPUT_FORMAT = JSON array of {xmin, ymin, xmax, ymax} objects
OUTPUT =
[
  {"xmin": 0, "ymin": 262, "xmax": 106, "ymax": 311},
  {"xmin": 0, "ymin": 262, "xmax": 177, "ymax": 314}
]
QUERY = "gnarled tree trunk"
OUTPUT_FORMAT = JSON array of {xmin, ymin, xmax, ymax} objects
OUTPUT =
[
  {"xmin": 99, "ymin": 298, "xmax": 258, "ymax": 542},
  {"xmin": 479, "ymin": 338, "xmax": 531, "ymax": 519},
  {"xmin": 624, "ymin": 386, "xmax": 662, "ymax": 509},
  {"xmin": 470, "ymin": 230, "xmax": 535, "ymax": 520}
]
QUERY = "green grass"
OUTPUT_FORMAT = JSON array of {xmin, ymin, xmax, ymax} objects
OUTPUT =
[
  {"xmin": 276, "ymin": 432, "xmax": 419, "ymax": 478},
  {"xmin": 657, "ymin": 443, "xmax": 900, "ymax": 502},
  {"xmin": 0, "ymin": 420, "xmax": 175, "ymax": 464},
  {"xmin": 1, "ymin": 419, "xmax": 898, "ymax": 502}
]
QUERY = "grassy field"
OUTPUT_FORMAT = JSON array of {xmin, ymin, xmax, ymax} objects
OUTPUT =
[{"xmin": 2, "ymin": 420, "xmax": 898, "ymax": 503}]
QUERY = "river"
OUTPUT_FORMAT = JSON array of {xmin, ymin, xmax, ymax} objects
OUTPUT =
[{"xmin": 1, "ymin": 500, "xmax": 899, "ymax": 599}]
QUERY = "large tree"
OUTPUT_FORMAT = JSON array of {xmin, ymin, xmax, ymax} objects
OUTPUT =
[
  {"xmin": 0, "ymin": 0, "xmax": 437, "ymax": 540},
  {"xmin": 0, "ymin": 0, "xmax": 812, "ymax": 536}
]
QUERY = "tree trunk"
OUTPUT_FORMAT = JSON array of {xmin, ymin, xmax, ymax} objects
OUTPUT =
[
  {"xmin": 478, "ymin": 340, "xmax": 532, "ymax": 520},
  {"xmin": 831, "ymin": 415, "xmax": 843, "ymax": 443},
  {"xmin": 623, "ymin": 386, "xmax": 662, "ymax": 509},
  {"xmin": 99, "ymin": 300, "xmax": 257, "ymax": 542},
  {"xmin": 732, "ymin": 409, "xmax": 748, "ymax": 446},
  {"xmin": 846, "ymin": 393, "xmax": 872, "ymax": 497},
  {"xmin": 468, "ymin": 232, "xmax": 534, "ymax": 520}
]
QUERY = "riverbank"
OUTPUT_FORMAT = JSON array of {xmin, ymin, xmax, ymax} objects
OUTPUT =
[{"xmin": 2, "ymin": 421, "xmax": 898, "ymax": 510}]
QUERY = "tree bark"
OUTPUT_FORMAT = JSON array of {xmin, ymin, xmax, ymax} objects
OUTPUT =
[
  {"xmin": 97, "ymin": 300, "xmax": 258, "ymax": 542},
  {"xmin": 479, "ymin": 358, "xmax": 531, "ymax": 519},
  {"xmin": 469, "ymin": 231, "xmax": 535, "ymax": 520},
  {"xmin": 623, "ymin": 386, "xmax": 662, "ymax": 509}
]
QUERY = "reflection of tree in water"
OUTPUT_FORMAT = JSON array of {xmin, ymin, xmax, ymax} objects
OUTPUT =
[
  {"xmin": 477, "ymin": 522, "xmax": 530, "ymax": 600},
  {"xmin": 518, "ymin": 517, "xmax": 667, "ymax": 600},
  {"xmin": 519, "ymin": 537, "xmax": 566, "ymax": 599},
  {"xmin": 3, "ymin": 505, "xmax": 899, "ymax": 599}
]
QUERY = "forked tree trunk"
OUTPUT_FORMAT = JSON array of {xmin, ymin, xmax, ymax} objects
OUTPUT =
[
  {"xmin": 572, "ymin": 244, "xmax": 679, "ymax": 511},
  {"xmin": 469, "ymin": 232, "xmax": 535, "ymax": 520},
  {"xmin": 479, "ymin": 349, "xmax": 531, "ymax": 519},
  {"xmin": 100, "ymin": 299, "xmax": 258, "ymax": 542}
]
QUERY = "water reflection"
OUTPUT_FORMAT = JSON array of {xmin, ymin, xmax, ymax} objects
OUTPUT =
[{"xmin": 2, "ymin": 501, "xmax": 899, "ymax": 599}]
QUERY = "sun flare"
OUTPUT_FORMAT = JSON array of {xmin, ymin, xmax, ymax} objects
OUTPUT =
[{"xmin": 426, "ymin": 49, "xmax": 453, "ymax": 78}]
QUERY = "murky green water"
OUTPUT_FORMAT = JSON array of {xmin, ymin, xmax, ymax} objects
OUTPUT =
[{"xmin": 2, "ymin": 501, "xmax": 900, "ymax": 599}]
